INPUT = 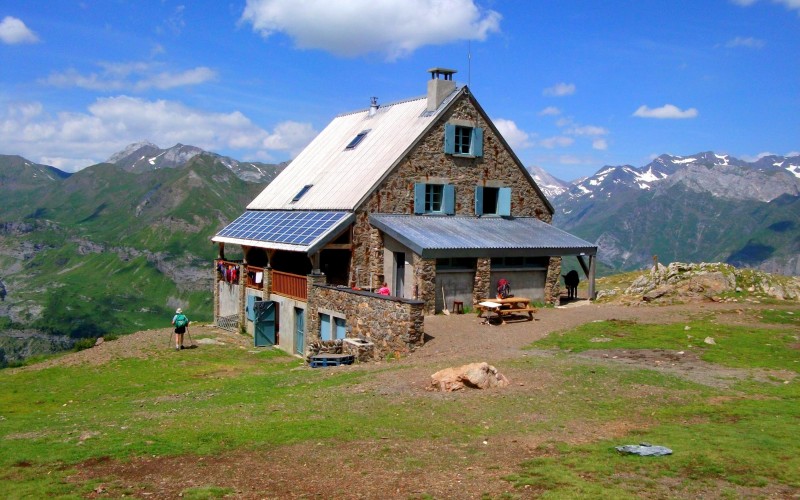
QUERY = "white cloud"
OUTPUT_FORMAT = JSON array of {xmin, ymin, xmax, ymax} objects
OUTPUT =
[
  {"xmin": 493, "ymin": 118, "xmax": 531, "ymax": 150},
  {"xmin": 539, "ymin": 136, "xmax": 574, "ymax": 149},
  {"xmin": 730, "ymin": 0, "xmax": 800, "ymax": 13},
  {"xmin": 240, "ymin": 0, "xmax": 501, "ymax": 60},
  {"xmin": 542, "ymin": 82, "xmax": 575, "ymax": 97},
  {"xmin": 567, "ymin": 124, "xmax": 608, "ymax": 137},
  {"xmin": 538, "ymin": 106, "xmax": 561, "ymax": 116},
  {"xmin": 0, "ymin": 97, "xmax": 316, "ymax": 172},
  {"xmin": 592, "ymin": 138, "xmax": 608, "ymax": 150},
  {"xmin": 633, "ymin": 104, "xmax": 699, "ymax": 119},
  {"xmin": 724, "ymin": 36, "xmax": 765, "ymax": 48},
  {"xmin": 42, "ymin": 62, "xmax": 217, "ymax": 91},
  {"xmin": 0, "ymin": 16, "xmax": 39, "ymax": 44}
]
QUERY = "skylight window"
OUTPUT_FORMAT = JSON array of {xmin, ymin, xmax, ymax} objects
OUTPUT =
[
  {"xmin": 345, "ymin": 129, "xmax": 370, "ymax": 150},
  {"xmin": 292, "ymin": 184, "xmax": 313, "ymax": 202}
]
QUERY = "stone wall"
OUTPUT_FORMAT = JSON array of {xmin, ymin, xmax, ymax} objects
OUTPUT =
[
  {"xmin": 348, "ymin": 92, "xmax": 556, "ymax": 307},
  {"xmin": 413, "ymin": 255, "xmax": 436, "ymax": 314},
  {"xmin": 308, "ymin": 284, "xmax": 424, "ymax": 358},
  {"xmin": 545, "ymin": 257, "xmax": 562, "ymax": 304},
  {"xmin": 473, "ymin": 258, "xmax": 491, "ymax": 305}
]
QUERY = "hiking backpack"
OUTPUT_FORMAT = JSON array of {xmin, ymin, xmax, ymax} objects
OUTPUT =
[{"xmin": 174, "ymin": 314, "xmax": 188, "ymax": 328}]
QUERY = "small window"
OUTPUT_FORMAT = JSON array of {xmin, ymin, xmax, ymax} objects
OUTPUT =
[
  {"xmin": 345, "ymin": 130, "xmax": 370, "ymax": 150},
  {"xmin": 426, "ymin": 184, "xmax": 444, "ymax": 213},
  {"xmin": 454, "ymin": 126, "xmax": 471, "ymax": 154},
  {"xmin": 292, "ymin": 184, "xmax": 313, "ymax": 202},
  {"xmin": 475, "ymin": 186, "xmax": 511, "ymax": 216},
  {"xmin": 444, "ymin": 123, "xmax": 484, "ymax": 157},
  {"xmin": 436, "ymin": 258, "xmax": 476, "ymax": 270},
  {"xmin": 414, "ymin": 183, "xmax": 455, "ymax": 214},
  {"xmin": 320, "ymin": 312, "xmax": 346, "ymax": 341},
  {"xmin": 491, "ymin": 256, "xmax": 549, "ymax": 269}
]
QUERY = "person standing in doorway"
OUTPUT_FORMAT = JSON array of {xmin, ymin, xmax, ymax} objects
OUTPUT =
[{"xmin": 172, "ymin": 308, "xmax": 189, "ymax": 350}]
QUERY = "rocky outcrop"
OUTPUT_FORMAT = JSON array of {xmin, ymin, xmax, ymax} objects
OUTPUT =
[
  {"xmin": 429, "ymin": 362, "xmax": 510, "ymax": 392},
  {"xmin": 597, "ymin": 262, "xmax": 800, "ymax": 303}
]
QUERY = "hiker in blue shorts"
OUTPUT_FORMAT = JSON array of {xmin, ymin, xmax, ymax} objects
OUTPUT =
[{"xmin": 171, "ymin": 308, "xmax": 190, "ymax": 350}]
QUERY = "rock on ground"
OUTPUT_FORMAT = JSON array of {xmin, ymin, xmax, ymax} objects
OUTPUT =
[{"xmin": 429, "ymin": 362, "xmax": 510, "ymax": 392}]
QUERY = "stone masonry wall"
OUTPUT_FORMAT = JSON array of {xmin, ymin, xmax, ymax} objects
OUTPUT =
[
  {"xmin": 473, "ymin": 258, "xmax": 492, "ymax": 305},
  {"xmin": 349, "ymin": 92, "xmax": 556, "ymax": 306},
  {"xmin": 545, "ymin": 256, "xmax": 562, "ymax": 304},
  {"xmin": 309, "ymin": 284, "xmax": 425, "ymax": 358},
  {"xmin": 413, "ymin": 255, "xmax": 436, "ymax": 314}
]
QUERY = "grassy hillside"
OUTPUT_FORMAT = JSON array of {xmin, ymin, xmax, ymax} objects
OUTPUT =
[
  {"xmin": 0, "ymin": 307, "xmax": 797, "ymax": 497},
  {"xmin": 0, "ymin": 155, "xmax": 263, "ymax": 355}
]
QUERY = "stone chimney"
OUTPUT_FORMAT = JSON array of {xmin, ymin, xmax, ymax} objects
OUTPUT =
[{"xmin": 426, "ymin": 67, "xmax": 457, "ymax": 112}]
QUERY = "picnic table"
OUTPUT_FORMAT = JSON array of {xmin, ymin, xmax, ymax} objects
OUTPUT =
[{"xmin": 477, "ymin": 297, "xmax": 537, "ymax": 324}]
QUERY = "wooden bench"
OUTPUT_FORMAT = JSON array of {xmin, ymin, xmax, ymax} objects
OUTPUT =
[{"xmin": 498, "ymin": 307, "xmax": 537, "ymax": 320}]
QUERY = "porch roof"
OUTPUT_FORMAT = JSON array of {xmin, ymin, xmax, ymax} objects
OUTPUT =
[
  {"xmin": 370, "ymin": 214, "xmax": 597, "ymax": 259},
  {"xmin": 212, "ymin": 210, "xmax": 354, "ymax": 255}
]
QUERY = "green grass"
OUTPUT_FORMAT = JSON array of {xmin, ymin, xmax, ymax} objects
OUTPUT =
[
  {"xmin": 1, "ymin": 314, "xmax": 799, "ymax": 497},
  {"xmin": 759, "ymin": 308, "xmax": 799, "ymax": 326},
  {"xmin": 528, "ymin": 319, "xmax": 800, "ymax": 372}
]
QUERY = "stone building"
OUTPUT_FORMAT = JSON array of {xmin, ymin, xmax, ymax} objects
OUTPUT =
[{"xmin": 212, "ymin": 68, "xmax": 597, "ymax": 359}]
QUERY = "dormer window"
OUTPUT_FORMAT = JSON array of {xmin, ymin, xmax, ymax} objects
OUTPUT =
[
  {"xmin": 444, "ymin": 123, "xmax": 483, "ymax": 157},
  {"xmin": 292, "ymin": 184, "xmax": 313, "ymax": 202},
  {"xmin": 345, "ymin": 129, "xmax": 370, "ymax": 150}
]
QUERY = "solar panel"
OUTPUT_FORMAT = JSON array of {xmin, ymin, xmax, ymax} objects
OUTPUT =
[{"xmin": 215, "ymin": 211, "xmax": 349, "ymax": 246}]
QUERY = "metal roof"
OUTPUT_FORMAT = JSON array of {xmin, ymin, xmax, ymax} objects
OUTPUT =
[
  {"xmin": 370, "ymin": 214, "xmax": 597, "ymax": 259},
  {"xmin": 212, "ymin": 210, "xmax": 354, "ymax": 255},
  {"xmin": 246, "ymin": 90, "xmax": 462, "ymax": 211}
]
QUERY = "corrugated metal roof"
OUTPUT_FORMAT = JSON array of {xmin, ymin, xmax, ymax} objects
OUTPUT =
[
  {"xmin": 247, "ymin": 90, "xmax": 462, "ymax": 211},
  {"xmin": 370, "ymin": 214, "xmax": 597, "ymax": 258}
]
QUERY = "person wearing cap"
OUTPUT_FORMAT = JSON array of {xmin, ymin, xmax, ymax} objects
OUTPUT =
[{"xmin": 171, "ymin": 308, "xmax": 190, "ymax": 350}]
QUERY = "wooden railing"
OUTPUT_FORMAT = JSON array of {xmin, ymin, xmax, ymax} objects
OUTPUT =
[
  {"xmin": 272, "ymin": 270, "xmax": 307, "ymax": 301},
  {"xmin": 245, "ymin": 265, "xmax": 265, "ymax": 290}
]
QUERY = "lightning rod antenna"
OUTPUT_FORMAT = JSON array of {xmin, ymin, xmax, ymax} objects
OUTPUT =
[{"xmin": 468, "ymin": 40, "xmax": 472, "ymax": 89}]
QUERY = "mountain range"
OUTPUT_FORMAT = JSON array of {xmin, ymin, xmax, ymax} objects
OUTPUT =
[
  {"xmin": 1, "ymin": 143, "xmax": 798, "ymax": 364},
  {"xmin": 0, "ymin": 143, "xmax": 286, "ymax": 365},
  {"xmin": 530, "ymin": 152, "xmax": 800, "ymax": 275}
]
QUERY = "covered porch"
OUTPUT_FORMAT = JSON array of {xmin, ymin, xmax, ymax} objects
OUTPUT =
[{"xmin": 370, "ymin": 214, "xmax": 598, "ymax": 313}]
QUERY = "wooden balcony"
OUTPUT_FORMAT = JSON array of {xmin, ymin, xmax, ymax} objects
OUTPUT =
[
  {"xmin": 272, "ymin": 270, "xmax": 307, "ymax": 301},
  {"xmin": 245, "ymin": 265, "xmax": 265, "ymax": 290}
]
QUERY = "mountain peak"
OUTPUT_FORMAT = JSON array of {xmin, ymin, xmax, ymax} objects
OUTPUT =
[{"xmin": 105, "ymin": 141, "xmax": 160, "ymax": 164}]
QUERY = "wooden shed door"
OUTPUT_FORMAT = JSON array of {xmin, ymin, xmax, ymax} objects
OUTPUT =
[{"xmin": 254, "ymin": 301, "xmax": 276, "ymax": 347}]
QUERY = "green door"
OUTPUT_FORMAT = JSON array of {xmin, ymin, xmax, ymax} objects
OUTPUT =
[
  {"xmin": 254, "ymin": 301, "xmax": 276, "ymax": 347},
  {"xmin": 294, "ymin": 307, "xmax": 304, "ymax": 355}
]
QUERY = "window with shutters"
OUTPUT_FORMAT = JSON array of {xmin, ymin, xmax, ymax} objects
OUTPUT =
[
  {"xmin": 414, "ymin": 183, "xmax": 455, "ymax": 215},
  {"xmin": 444, "ymin": 123, "xmax": 483, "ymax": 157},
  {"xmin": 474, "ymin": 186, "xmax": 511, "ymax": 216}
]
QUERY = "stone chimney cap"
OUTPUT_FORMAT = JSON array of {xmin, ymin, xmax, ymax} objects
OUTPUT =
[{"xmin": 427, "ymin": 67, "xmax": 457, "ymax": 79}]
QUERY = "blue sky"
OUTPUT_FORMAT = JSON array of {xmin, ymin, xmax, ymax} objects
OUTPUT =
[{"xmin": 1, "ymin": 0, "xmax": 798, "ymax": 181}]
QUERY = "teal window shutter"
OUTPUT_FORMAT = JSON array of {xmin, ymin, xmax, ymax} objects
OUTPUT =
[
  {"xmin": 472, "ymin": 127, "xmax": 483, "ymax": 157},
  {"xmin": 443, "ymin": 184, "xmax": 455, "ymax": 215},
  {"xmin": 498, "ymin": 187, "xmax": 512, "ymax": 216},
  {"xmin": 320, "ymin": 313, "xmax": 331, "ymax": 341},
  {"xmin": 413, "ymin": 183, "xmax": 425, "ymax": 214},
  {"xmin": 444, "ymin": 123, "xmax": 456, "ymax": 154},
  {"xmin": 334, "ymin": 317, "xmax": 346, "ymax": 340},
  {"xmin": 474, "ymin": 186, "xmax": 484, "ymax": 215}
]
